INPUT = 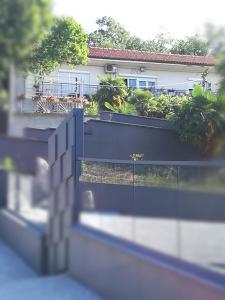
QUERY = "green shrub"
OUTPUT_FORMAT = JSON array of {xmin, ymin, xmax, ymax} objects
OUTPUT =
[
  {"xmin": 104, "ymin": 101, "xmax": 136, "ymax": 114},
  {"xmin": 129, "ymin": 89, "xmax": 153, "ymax": 116},
  {"xmin": 94, "ymin": 76, "xmax": 128, "ymax": 110},
  {"xmin": 84, "ymin": 101, "xmax": 99, "ymax": 116},
  {"xmin": 173, "ymin": 85, "xmax": 225, "ymax": 156},
  {"xmin": 129, "ymin": 89, "xmax": 189, "ymax": 118}
]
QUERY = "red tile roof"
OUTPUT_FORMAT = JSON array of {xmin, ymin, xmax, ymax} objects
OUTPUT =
[{"xmin": 89, "ymin": 47, "xmax": 214, "ymax": 66}]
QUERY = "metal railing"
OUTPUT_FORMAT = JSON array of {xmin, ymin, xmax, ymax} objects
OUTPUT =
[
  {"xmin": 17, "ymin": 81, "xmax": 195, "ymax": 113},
  {"xmin": 77, "ymin": 157, "xmax": 225, "ymax": 276}
]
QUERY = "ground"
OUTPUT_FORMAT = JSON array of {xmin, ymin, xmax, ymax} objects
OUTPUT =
[{"xmin": 0, "ymin": 241, "xmax": 103, "ymax": 300}]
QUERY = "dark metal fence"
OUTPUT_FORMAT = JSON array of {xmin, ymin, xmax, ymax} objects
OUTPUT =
[{"xmin": 77, "ymin": 157, "xmax": 225, "ymax": 277}]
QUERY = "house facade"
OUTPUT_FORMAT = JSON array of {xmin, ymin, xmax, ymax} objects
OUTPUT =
[
  {"xmin": 23, "ymin": 47, "xmax": 218, "ymax": 99},
  {"xmin": 9, "ymin": 47, "xmax": 219, "ymax": 136}
]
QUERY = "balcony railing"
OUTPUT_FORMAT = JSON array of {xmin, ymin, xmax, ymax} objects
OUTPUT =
[{"xmin": 16, "ymin": 81, "xmax": 194, "ymax": 113}]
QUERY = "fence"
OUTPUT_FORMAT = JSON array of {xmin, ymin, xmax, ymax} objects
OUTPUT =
[{"xmin": 77, "ymin": 157, "xmax": 225, "ymax": 277}]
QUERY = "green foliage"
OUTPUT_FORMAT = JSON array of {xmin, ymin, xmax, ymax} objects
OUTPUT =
[
  {"xmin": 1, "ymin": 157, "xmax": 15, "ymax": 171},
  {"xmin": 173, "ymin": 85, "xmax": 225, "ymax": 156},
  {"xmin": 30, "ymin": 17, "xmax": 88, "ymax": 75},
  {"xmin": 104, "ymin": 101, "xmax": 136, "ymax": 114},
  {"xmin": 89, "ymin": 16, "xmax": 129, "ymax": 49},
  {"xmin": 89, "ymin": 16, "xmax": 209, "ymax": 56},
  {"xmin": 129, "ymin": 89, "xmax": 189, "ymax": 118},
  {"xmin": 171, "ymin": 35, "xmax": 208, "ymax": 56},
  {"xmin": 94, "ymin": 76, "xmax": 128, "ymax": 110},
  {"xmin": 127, "ymin": 32, "xmax": 172, "ymax": 53},
  {"xmin": 216, "ymin": 55, "xmax": 225, "ymax": 94},
  {"xmin": 0, "ymin": 0, "xmax": 52, "ymax": 108},
  {"xmin": 0, "ymin": 89, "xmax": 9, "ymax": 111},
  {"xmin": 129, "ymin": 89, "xmax": 153, "ymax": 116},
  {"xmin": 0, "ymin": 0, "xmax": 52, "ymax": 72},
  {"xmin": 84, "ymin": 101, "xmax": 99, "ymax": 116},
  {"xmin": 205, "ymin": 23, "xmax": 225, "ymax": 55}
]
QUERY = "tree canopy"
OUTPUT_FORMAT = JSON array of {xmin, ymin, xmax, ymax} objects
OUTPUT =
[
  {"xmin": 89, "ymin": 16, "xmax": 209, "ymax": 56},
  {"xmin": 170, "ymin": 35, "xmax": 208, "ymax": 56},
  {"xmin": 0, "ymin": 0, "xmax": 52, "ymax": 73},
  {"xmin": 89, "ymin": 16, "xmax": 129, "ymax": 49},
  {"xmin": 30, "ymin": 17, "xmax": 89, "ymax": 76}
]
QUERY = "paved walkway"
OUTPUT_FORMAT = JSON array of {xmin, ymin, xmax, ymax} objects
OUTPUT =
[{"xmin": 0, "ymin": 241, "xmax": 103, "ymax": 300}]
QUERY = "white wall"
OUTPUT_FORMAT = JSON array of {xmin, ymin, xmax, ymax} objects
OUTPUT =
[{"xmin": 23, "ymin": 61, "xmax": 219, "ymax": 99}]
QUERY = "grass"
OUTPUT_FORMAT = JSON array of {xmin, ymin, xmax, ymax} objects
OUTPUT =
[{"xmin": 80, "ymin": 162, "xmax": 225, "ymax": 195}]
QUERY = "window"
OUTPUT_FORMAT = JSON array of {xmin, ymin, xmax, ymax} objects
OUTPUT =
[
  {"xmin": 125, "ymin": 77, "xmax": 156, "ymax": 90},
  {"xmin": 128, "ymin": 79, "xmax": 137, "ymax": 88}
]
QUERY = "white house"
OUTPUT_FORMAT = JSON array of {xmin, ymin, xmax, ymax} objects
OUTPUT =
[
  {"xmin": 10, "ymin": 47, "xmax": 219, "ymax": 136},
  {"xmin": 23, "ymin": 47, "xmax": 218, "ymax": 98}
]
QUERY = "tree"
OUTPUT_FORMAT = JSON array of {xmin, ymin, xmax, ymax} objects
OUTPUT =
[
  {"xmin": 0, "ymin": 0, "xmax": 52, "ymax": 109},
  {"xmin": 89, "ymin": 16, "xmax": 171, "ymax": 53},
  {"xmin": 30, "ymin": 17, "xmax": 89, "ymax": 76},
  {"xmin": 0, "ymin": 0, "xmax": 52, "ymax": 74},
  {"xmin": 170, "ymin": 35, "xmax": 208, "ymax": 56},
  {"xmin": 89, "ymin": 16, "xmax": 129, "ymax": 49},
  {"xmin": 205, "ymin": 23, "xmax": 225, "ymax": 55}
]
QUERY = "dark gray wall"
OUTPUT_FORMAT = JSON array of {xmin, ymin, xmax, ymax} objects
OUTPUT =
[
  {"xmin": 0, "ymin": 209, "xmax": 47, "ymax": 274},
  {"xmin": 24, "ymin": 127, "xmax": 55, "ymax": 141},
  {"xmin": 100, "ymin": 111, "xmax": 173, "ymax": 129},
  {"xmin": 21, "ymin": 114, "xmax": 202, "ymax": 162},
  {"xmin": 69, "ymin": 225, "xmax": 225, "ymax": 300},
  {"xmin": 0, "ymin": 136, "xmax": 47, "ymax": 173},
  {"xmin": 79, "ymin": 182, "xmax": 225, "ymax": 221},
  {"xmin": 84, "ymin": 119, "xmax": 201, "ymax": 160}
]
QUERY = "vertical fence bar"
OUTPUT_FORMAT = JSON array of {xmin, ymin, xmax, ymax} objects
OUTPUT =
[{"xmin": 0, "ymin": 170, "xmax": 7, "ymax": 208}]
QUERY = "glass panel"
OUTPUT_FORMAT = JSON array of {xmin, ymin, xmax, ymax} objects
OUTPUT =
[
  {"xmin": 6, "ymin": 172, "xmax": 48, "ymax": 230},
  {"xmin": 78, "ymin": 159, "xmax": 225, "ymax": 277},
  {"xmin": 178, "ymin": 165, "xmax": 225, "ymax": 275}
]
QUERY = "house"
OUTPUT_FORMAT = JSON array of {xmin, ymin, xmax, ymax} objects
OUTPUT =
[
  {"xmin": 23, "ymin": 47, "xmax": 218, "ymax": 99},
  {"xmin": 9, "ymin": 47, "xmax": 219, "ymax": 136}
]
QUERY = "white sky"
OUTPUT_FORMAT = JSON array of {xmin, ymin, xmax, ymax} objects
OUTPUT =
[{"xmin": 53, "ymin": 0, "xmax": 225, "ymax": 39}]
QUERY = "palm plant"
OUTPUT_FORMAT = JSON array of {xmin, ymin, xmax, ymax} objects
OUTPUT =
[{"xmin": 173, "ymin": 85, "xmax": 225, "ymax": 156}]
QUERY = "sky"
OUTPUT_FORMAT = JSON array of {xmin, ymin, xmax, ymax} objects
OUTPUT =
[{"xmin": 53, "ymin": 0, "xmax": 225, "ymax": 40}]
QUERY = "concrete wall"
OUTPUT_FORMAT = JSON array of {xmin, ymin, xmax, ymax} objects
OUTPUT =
[
  {"xmin": 69, "ymin": 225, "xmax": 225, "ymax": 300},
  {"xmin": 0, "ymin": 209, "xmax": 47, "ymax": 274},
  {"xmin": 0, "ymin": 135, "xmax": 47, "ymax": 173},
  {"xmin": 84, "ymin": 119, "xmax": 201, "ymax": 160}
]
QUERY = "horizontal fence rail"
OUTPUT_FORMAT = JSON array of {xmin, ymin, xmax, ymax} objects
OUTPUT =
[{"xmin": 78, "ymin": 157, "xmax": 225, "ymax": 167}]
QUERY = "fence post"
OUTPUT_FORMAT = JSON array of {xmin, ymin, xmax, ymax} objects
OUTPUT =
[{"xmin": 47, "ymin": 108, "xmax": 84, "ymax": 274}]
